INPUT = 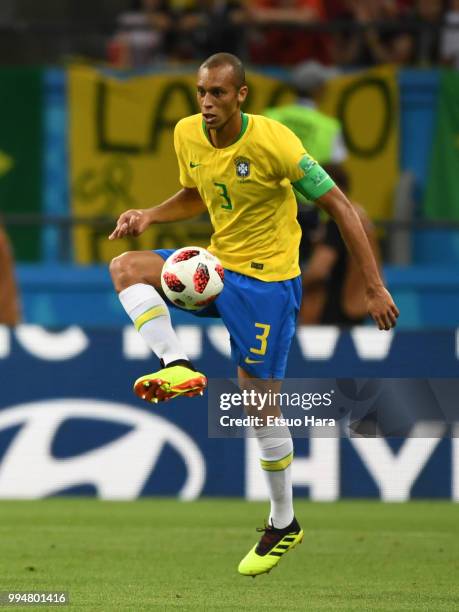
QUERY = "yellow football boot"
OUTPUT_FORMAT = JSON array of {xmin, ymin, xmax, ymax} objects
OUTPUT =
[
  {"xmin": 134, "ymin": 361, "xmax": 207, "ymax": 403},
  {"xmin": 238, "ymin": 518, "xmax": 303, "ymax": 577}
]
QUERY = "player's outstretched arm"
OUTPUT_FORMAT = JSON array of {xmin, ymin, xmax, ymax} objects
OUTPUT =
[
  {"xmin": 315, "ymin": 186, "xmax": 399, "ymax": 331},
  {"xmin": 108, "ymin": 187, "xmax": 207, "ymax": 240}
]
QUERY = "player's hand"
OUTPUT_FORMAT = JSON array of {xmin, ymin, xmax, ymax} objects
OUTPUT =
[
  {"xmin": 108, "ymin": 209, "xmax": 151, "ymax": 240},
  {"xmin": 366, "ymin": 286, "xmax": 400, "ymax": 331}
]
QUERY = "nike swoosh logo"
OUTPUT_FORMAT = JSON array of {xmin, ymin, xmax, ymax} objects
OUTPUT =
[
  {"xmin": 244, "ymin": 357, "xmax": 264, "ymax": 364},
  {"xmin": 190, "ymin": 162, "xmax": 201, "ymax": 168}
]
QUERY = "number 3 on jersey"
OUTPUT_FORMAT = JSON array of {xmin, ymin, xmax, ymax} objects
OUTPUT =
[{"xmin": 214, "ymin": 182, "xmax": 233, "ymax": 210}]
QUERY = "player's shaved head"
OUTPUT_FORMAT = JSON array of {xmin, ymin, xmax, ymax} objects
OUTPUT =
[{"xmin": 199, "ymin": 53, "xmax": 246, "ymax": 90}]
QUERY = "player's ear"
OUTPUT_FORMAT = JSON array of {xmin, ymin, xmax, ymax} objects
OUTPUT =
[{"xmin": 237, "ymin": 85, "xmax": 248, "ymax": 105}]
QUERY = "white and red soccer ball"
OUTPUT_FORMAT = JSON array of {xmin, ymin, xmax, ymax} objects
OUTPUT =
[{"xmin": 161, "ymin": 246, "xmax": 224, "ymax": 311}]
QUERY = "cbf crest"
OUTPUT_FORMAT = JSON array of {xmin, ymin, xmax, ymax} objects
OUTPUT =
[{"xmin": 235, "ymin": 157, "xmax": 250, "ymax": 180}]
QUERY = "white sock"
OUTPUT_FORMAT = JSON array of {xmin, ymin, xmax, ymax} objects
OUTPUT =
[
  {"xmin": 254, "ymin": 423, "xmax": 294, "ymax": 529},
  {"xmin": 119, "ymin": 283, "xmax": 189, "ymax": 366}
]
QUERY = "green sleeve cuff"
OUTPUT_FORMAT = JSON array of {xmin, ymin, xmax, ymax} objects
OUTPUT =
[{"xmin": 292, "ymin": 157, "xmax": 335, "ymax": 201}]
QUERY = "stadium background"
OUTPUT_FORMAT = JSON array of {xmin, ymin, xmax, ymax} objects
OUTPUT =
[{"xmin": 1, "ymin": 0, "xmax": 459, "ymax": 503}]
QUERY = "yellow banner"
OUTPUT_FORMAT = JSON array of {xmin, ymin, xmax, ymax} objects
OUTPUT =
[
  {"xmin": 69, "ymin": 66, "xmax": 295, "ymax": 263},
  {"xmin": 320, "ymin": 65, "xmax": 399, "ymax": 220}
]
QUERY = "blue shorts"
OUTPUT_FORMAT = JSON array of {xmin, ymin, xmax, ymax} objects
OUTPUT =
[{"xmin": 155, "ymin": 249, "xmax": 302, "ymax": 379}]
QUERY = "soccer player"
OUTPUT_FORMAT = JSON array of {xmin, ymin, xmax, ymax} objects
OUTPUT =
[{"xmin": 109, "ymin": 52, "xmax": 399, "ymax": 576}]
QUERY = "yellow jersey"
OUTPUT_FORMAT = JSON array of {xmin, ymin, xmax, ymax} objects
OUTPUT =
[{"xmin": 173, "ymin": 112, "xmax": 309, "ymax": 281}]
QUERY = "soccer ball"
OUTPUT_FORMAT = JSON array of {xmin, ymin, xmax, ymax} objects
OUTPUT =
[{"xmin": 161, "ymin": 246, "xmax": 224, "ymax": 311}]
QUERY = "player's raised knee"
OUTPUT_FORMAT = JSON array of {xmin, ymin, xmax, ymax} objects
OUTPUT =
[
  {"xmin": 110, "ymin": 250, "xmax": 164, "ymax": 291},
  {"xmin": 109, "ymin": 251, "xmax": 141, "ymax": 291}
]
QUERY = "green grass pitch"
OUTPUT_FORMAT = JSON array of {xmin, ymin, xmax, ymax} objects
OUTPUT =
[{"xmin": 0, "ymin": 499, "xmax": 458, "ymax": 611}]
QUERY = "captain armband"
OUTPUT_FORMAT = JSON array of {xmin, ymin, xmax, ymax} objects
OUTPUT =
[{"xmin": 292, "ymin": 155, "xmax": 335, "ymax": 201}]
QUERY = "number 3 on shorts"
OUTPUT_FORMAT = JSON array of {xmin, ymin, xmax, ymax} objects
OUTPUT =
[{"xmin": 250, "ymin": 323, "xmax": 271, "ymax": 355}]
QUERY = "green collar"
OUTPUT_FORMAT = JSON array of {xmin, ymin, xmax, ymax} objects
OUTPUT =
[{"xmin": 202, "ymin": 112, "xmax": 248, "ymax": 147}]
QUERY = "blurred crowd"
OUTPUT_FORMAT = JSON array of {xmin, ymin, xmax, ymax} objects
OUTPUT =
[{"xmin": 107, "ymin": 0, "xmax": 459, "ymax": 68}]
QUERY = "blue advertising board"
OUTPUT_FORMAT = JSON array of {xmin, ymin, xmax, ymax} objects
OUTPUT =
[{"xmin": 0, "ymin": 325, "xmax": 458, "ymax": 500}]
